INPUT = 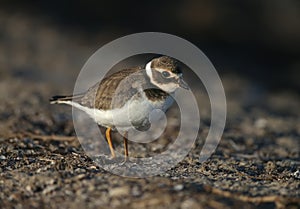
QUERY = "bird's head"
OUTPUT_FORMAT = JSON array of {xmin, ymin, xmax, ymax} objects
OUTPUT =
[{"xmin": 145, "ymin": 56, "xmax": 189, "ymax": 93}]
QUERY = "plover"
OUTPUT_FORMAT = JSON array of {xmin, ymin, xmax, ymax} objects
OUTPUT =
[{"xmin": 50, "ymin": 56, "xmax": 189, "ymax": 159}]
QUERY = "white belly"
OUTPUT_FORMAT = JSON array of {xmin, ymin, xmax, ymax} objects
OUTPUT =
[{"xmin": 63, "ymin": 93, "xmax": 174, "ymax": 130}]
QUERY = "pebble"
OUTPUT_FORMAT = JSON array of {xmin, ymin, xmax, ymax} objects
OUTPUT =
[
  {"xmin": 42, "ymin": 185, "xmax": 57, "ymax": 195},
  {"xmin": 180, "ymin": 198, "xmax": 201, "ymax": 209},
  {"xmin": 293, "ymin": 170, "xmax": 300, "ymax": 179},
  {"xmin": 131, "ymin": 186, "xmax": 142, "ymax": 197},
  {"xmin": 254, "ymin": 118, "xmax": 267, "ymax": 129},
  {"xmin": 25, "ymin": 185, "xmax": 32, "ymax": 192},
  {"xmin": 265, "ymin": 161, "xmax": 276, "ymax": 173},
  {"xmin": 173, "ymin": 184, "xmax": 184, "ymax": 191},
  {"xmin": 109, "ymin": 186, "xmax": 130, "ymax": 197}
]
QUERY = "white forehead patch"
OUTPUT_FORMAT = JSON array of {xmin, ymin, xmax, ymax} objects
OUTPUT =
[{"xmin": 145, "ymin": 61, "xmax": 153, "ymax": 78}]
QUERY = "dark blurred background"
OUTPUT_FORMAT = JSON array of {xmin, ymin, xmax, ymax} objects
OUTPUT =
[{"xmin": 0, "ymin": 0, "xmax": 299, "ymax": 92}]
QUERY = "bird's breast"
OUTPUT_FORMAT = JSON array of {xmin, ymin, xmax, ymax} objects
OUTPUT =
[{"xmin": 91, "ymin": 92, "xmax": 174, "ymax": 130}]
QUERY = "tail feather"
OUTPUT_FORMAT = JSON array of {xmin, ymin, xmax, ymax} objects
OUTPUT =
[{"xmin": 50, "ymin": 94, "xmax": 83, "ymax": 104}]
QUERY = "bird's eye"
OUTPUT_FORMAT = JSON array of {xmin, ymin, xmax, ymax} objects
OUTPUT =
[{"xmin": 162, "ymin": 71, "xmax": 170, "ymax": 78}]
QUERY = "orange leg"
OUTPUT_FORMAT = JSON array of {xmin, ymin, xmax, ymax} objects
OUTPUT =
[
  {"xmin": 123, "ymin": 131, "xmax": 128, "ymax": 159},
  {"xmin": 105, "ymin": 127, "xmax": 115, "ymax": 158}
]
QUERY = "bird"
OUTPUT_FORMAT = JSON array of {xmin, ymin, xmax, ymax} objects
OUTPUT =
[{"xmin": 50, "ymin": 56, "xmax": 189, "ymax": 159}]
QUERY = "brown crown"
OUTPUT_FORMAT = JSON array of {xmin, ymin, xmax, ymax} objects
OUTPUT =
[{"xmin": 150, "ymin": 56, "xmax": 181, "ymax": 74}]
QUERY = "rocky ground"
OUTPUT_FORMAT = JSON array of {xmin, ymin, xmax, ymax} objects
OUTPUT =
[{"xmin": 0, "ymin": 11, "xmax": 299, "ymax": 209}]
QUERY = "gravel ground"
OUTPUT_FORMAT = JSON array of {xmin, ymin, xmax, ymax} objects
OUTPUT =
[{"xmin": 0, "ymin": 11, "xmax": 299, "ymax": 209}]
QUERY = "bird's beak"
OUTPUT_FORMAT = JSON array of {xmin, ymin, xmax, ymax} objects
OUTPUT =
[{"xmin": 178, "ymin": 78, "xmax": 189, "ymax": 90}]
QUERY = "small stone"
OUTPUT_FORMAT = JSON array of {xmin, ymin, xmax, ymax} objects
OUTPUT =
[
  {"xmin": 109, "ymin": 186, "xmax": 130, "ymax": 197},
  {"xmin": 265, "ymin": 161, "xmax": 276, "ymax": 173},
  {"xmin": 180, "ymin": 198, "xmax": 201, "ymax": 209},
  {"xmin": 173, "ymin": 184, "xmax": 184, "ymax": 191},
  {"xmin": 42, "ymin": 185, "xmax": 57, "ymax": 195},
  {"xmin": 0, "ymin": 155, "xmax": 6, "ymax": 160},
  {"xmin": 254, "ymin": 118, "xmax": 267, "ymax": 129},
  {"xmin": 25, "ymin": 185, "xmax": 32, "ymax": 192},
  {"xmin": 88, "ymin": 165, "xmax": 97, "ymax": 170},
  {"xmin": 293, "ymin": 170, "xmax": 300, "ymax": 179},
  {"xmin": 131, "ymin": 186, "xmax": 142, "ymax": 197}
]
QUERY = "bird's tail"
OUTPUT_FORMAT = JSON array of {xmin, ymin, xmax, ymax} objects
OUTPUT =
[{"xmin": 49, "ymin": 94, "xmax": 83, "ymax": 104}]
